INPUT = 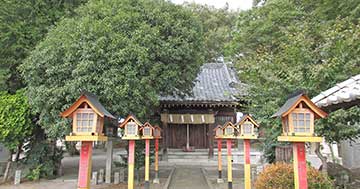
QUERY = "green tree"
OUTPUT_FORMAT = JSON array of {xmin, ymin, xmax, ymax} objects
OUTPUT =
[
  {"xmin": 21, "ymin": 0, "xmax": 204, "ymax": 174},
  {"xmin": 184, "ymin": 3, "xmax": 238, "ymax": 62},
  {"xmin": 0, "ymin": 0, "xmax": 88, "ymax": 92},
  {"xmin": 228, "ymin": 0, "xmax": 360, "ymax": 164},
  {"xmin": 21, "ymin": 0, "xmax": 204, "ymax": 138},
  {"xmin": 0, "ymin": 90, "xmax": 34, "ymax": 179}
]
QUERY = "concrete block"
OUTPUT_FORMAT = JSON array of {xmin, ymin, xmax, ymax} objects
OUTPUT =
[
  {"xmin": 99, "ymin": 169, "xmax": 104, "ymax": 184},
  {"xmin": 119, "ymin": 168, "xmax": 125, "ymax": 183},
  {"xmin": 114, "ymin": 172, "xmax": 120, "ymax": 184},
  {"xmin": 92, "ymin": 171, "xmax": 98, "ymax": 185},
  {"xmin": 14, "ymin": 170, "xmax": 21, "ymax": 185}
]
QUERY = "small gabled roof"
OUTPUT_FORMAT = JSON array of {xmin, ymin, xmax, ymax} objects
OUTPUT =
[
  {"xmin": 272, "ymin": 92, "xmax": 327, "ymax": 119},
  {"xmin": 140, "ymin": 122, "xmax": 154, "ymax": 131},
  {"xmin": 236, "ymin": 114, "xmax": 259, "ymax": 127},
  {"xmin": 61, "ymin": 91, "xmax": 115, "ymax": 119},
  {"xmin": 153, "ymin": 124, "xmax": 162, "ymax": 131},
  {"xmin": 119, "ymin": 114, "xmax": 142, "ymax": 128},
  {"xmin": 222, "ymin": 121, "xmax": 237, "ymax": 130},
  {"xmin": 213, "ymin": 125, "xmax": 223, "ymax": 131}
]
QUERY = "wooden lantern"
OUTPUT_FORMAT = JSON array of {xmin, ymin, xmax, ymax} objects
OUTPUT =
[
  {"xmin": 119, "ymin": 115, "xmax": 142, "ymax": 140},
  {"xmin": 214, "ymin": 125, "xmax": 224, "ymax": 139},
  {"xmin": 61, "ymin": 91, "xmax": 115, "ymax": 141},
  {"xmin": 272, "ymin": 92, "xmax": 327, "ymax": 142},
  {"xmin": 222, "ymin": 121, "xmax": 238, "ymax": 139},
  {"xmin": 236, "ymin": 114, "xmax": 259, "ymax": 139},
  {"xmin": 140, "ymin": 122, "xmax": 154, "ymax": 139},
  {"xmin": 153, "ymin": 125, "xmax": 162, "ymax": 139}
]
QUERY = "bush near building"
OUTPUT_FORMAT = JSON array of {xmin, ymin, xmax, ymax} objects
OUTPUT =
[{"xmin": 255, "ymin": 162, "xmax": 333, "ymax": 189}]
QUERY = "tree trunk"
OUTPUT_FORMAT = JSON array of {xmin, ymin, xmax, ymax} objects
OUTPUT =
[
  {"xmin": 315, "ymin": 142, "xmax": 327, "ymax": 175},
  {"xmin": 3, "ymin": 153, "xmax": 12, "ymax": 182}
]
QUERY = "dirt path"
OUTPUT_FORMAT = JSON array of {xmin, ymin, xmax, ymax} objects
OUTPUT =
[{"xmin": 169, "ymin": 166, "xmax": 208, "ymax": 189}]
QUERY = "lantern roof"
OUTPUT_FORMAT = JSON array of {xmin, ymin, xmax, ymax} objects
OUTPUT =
[
  {"xmin": 236, "ymin": 114, "xmax": 259, "ymax": 127},
  {"xmin": 140, "ymin": 122, "xmax": 154, "ymax": 131},
  {"xmin": 272, "ymin": 91, "xmax": 328, "ymax": 119},
  {"xmin": 223, "ymin": 121, "xmax": 237, "ymax": 129},
  {"xmin": 213, "ymin": 125, "xmax": 223, "ymax": 131},
  {"xmin": 153, "ymin": 125, "xmax": 162, "ymax": 131},
  {"xmin": 119, "ymin": 114, "xmax": 142, "ymax": 128},
  {"xmin": 61, "ymin": 91, "xmax": 115, "ymax": 119}
]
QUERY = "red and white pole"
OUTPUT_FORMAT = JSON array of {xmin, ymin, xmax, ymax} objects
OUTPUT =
[
  {"xmin": 244, "ymin": 139, "xmax": 251, "ymax": 189},
  {"xmin": 293, "ymin": 142, "xmax": 307, "ymax": 189},
  {"xmin": 77, "ymin": 141, "xmax": 93, "ymax": 189},
  {"xmin": 226, "ymin": 139, "xmax": 232, "ymax": 189},
  {"xmin": 217, "ymin": 139, "xmax": 222, "ymax": 180},
  {"xmin": 128, "ymin": 140, "xmax": 135, "ymax": 189},
  {"xmin": 144, "ymin": 139, "xmax": 150, "ymax": 189},
  {"xmin": 154, "ymin": 138, "xmax": 160, "ymax": 184}
]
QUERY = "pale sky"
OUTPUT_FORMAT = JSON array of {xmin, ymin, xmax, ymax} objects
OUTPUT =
[{"xmin": 171, "ymin": 0, "xmax": 253, "ymax": 11}]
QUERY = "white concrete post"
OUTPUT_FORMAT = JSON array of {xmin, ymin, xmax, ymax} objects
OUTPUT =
[{"xmin": 105, "ymin": 140, "xmax": 113, "ymax": 184}]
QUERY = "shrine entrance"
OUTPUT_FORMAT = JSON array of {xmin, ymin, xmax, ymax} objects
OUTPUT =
[{"xmin": 167, "ymin": 124, "xmax": 209, "ymax": 149}]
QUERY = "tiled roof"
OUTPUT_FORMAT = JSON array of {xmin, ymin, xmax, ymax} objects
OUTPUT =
[
  {"xmin": 311, "ymin": 74, "xmax": 360, "ymax": 110},
  {"xmin": 160, "ymin": 63, "xmax": 246, "ymax": 103},
  {"xmin": 82, "ymin": 91, "xmax": 116, "ymax": 119},
  {"xmin": 272, "ymin": 92, "xmax": 303, "ymax": 118}
]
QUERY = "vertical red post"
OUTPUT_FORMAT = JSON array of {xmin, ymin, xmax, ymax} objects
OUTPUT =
[
  {"xmin": 217, "ymin": 139, "xmax": 222, "ymax": 179},
  {"xmin": 128, "ymin": 140, "xmax": 135, "ymax": 189},
  {"xmin": 78, "ymin": 141, "xmax": 93, "ymax": 189},
  {"xmin": 145, "ymin": 139, "xmax": 150, "ymax": 189},
  {"xmin": 226, "ymin": 139, "xmax": 232, "ymax": 189},
  {"xmin": 154, "ymin": 138, "xmax": 160, "ymax": 183},
  {"xmin": 244, "ymin": 139, "xmax": 251, "ymax": 189},
  {"xmin": 293, "ymin": 142, "xmax": 307, "ymax": 189}
]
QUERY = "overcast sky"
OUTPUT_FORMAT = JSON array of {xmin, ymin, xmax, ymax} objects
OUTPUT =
[{"xmin": 171, "ymin": 0, "xmax": 253, "ymax": 11}]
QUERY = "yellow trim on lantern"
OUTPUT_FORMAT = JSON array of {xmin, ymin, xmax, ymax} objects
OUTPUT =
[
  {"xmin": 278, "ymin": 136, "xmax": 322, "ymax": 142},
  {"xmin": 221, "ymin": 136, "xmax": 238, "ymax": 139},
  {"xmin": 65, "ymin": 135, "xmax": 108, "ymax": 141},
  {"xmin": 237, "ymin": 135, "xmax": 258, "ymax": 140},
  {"xmin": 142, "ymin": 136, "xmax": 154, "ymax": 140},
  {"xmin": 122, "ymin": 136, "xmax": 142, "ymax": 140}
]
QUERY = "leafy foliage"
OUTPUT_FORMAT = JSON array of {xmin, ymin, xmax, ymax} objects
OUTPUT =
[
  {"xmin": 21, "ymin": 0, "xmax": 204, "ymax": 139},
  {"xmin": 255, "ymin": 162, "xmax": 333, "ymax": 189},
  {"xmin": 229, "ymin": 0, "xmax": 360, "ymax": 162},
  {"xmin": 184, "ymin": 3, "xmax": 238, "ymax": 62},
  {"xmin": 0, "ymin": 0, "xmax": 88, "ymax": 92},
  {"xmin": 0, "ymin": 90, "xmax": 33, "ymax": 151}
]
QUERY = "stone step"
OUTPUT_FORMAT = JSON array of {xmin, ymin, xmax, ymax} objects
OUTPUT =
[{"xmin": 168, "ymin": 155, "xmax": 209, "ymax": 159}]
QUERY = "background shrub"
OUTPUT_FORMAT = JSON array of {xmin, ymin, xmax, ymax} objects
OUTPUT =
[{"xmin": 255, "ymin": 162, "xmax": 333, "ymax": 189}]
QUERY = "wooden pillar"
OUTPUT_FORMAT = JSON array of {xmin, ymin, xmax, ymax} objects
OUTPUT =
[
  {"xmin": 153, "ymin": 138, "xmax": 160, "ymax": 184},
  {"xmin": 105, "ymin": 140, "xmax": 113, "ymax": 184},
  {"xmin": 128, "ymin": 140, "xmax": 135, "ymax": 189},
  {"xmin": 293, "ymin": 142, "xmax": 307, "ymax": 189},
  {"xmin": 162, "ymin": 110, "xmax": 168, "ymax": 160},
  {"xmin": 186, "ymin": 124, "xmax": 190, "ymax": 150},
  {"xmin": 217, "ymin": 139, "xmax": 222, "ymax": 180},
  {"xmin": 78, "ymin": 141, "xmax": 93, "ymax": 189},
  {"xmin": 227, "ymin": 139, "xmax": 232, "ymax": 189},
  {"xmin": 209, "ymin": 124, "xmax": 214, "ymax": 158},
  {"xmin": 244, "ymin": 139, "xmax": 251, "ymax": 189},
  {"xmin": 144, "ymin": 139, "xmax": 150, "ymax": 189}
]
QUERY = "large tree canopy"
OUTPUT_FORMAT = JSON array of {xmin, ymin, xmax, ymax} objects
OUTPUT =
[
  {"xmin": 21, "ymin": 0, "xmax": 204, "ymax": 138},
  {"xmin": 0, "ymin": 0, "xmax": 88, "ymax": 92},
  {"xmin": 183, "ymin": 3, "xmax": 238, "ymax": 62},
  {"xmin": 229, "ymin": 0, "xmax": 360, "ymax": 162}
]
